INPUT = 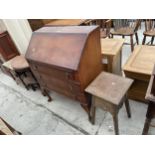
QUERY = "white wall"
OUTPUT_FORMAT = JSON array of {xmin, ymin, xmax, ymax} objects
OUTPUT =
[{"xmin": 2, "ymin": 19, "xmax": 32, "ymax": 54}]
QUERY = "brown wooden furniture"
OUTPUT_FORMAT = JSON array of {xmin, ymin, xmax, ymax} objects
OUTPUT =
[
  {"xmin": 2, "ymin": 55, "xmax": 38, "ymax": 91},
  {"xmin": 0, "ymin": 31, "xmax": 19, "ymax": 66},
  {"xmin": 142, "ymin": 19, "xmax": 155, "ymax": 45},
  {"xmin": 142, "ymin": 65, "xmax": 155, "ymax": 134},
  {"xmin": 123, "ymin": 45, "xmax": 155, "ymax": 102},
  {"xmin": 0, "ymin": 117, "xmax": 21, "ymax": 135},
  {"xmin": 45, "ymin": 19, "xmax": 89, "ymax": 26},
  {"xmin": 26, "ymin": 26, "xmax": 102, "ymax": 114},
  {"xmin": 85, "ymin": 72, "xmax": 133, "ymax": 135},
  {"xmin": 110, "ymin": 19, "xmax": 141, "ymax": 52},
  {"xmin": 101, "ymin": 38, "xmax": 124, "ymax": 74}
]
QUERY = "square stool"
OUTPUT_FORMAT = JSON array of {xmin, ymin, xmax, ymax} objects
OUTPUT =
[{"xmin": 85, "ymin": 72, "xmax": 133, "ymax": 135}]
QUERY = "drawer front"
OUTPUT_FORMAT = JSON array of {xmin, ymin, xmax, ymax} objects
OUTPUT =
[
  {"xmin": 30, "ymin": 63, "xmax": 73, "ymax": 81},
  {"xmin": 29, "ymin": 62, "xmax": 82, "ymax": 98}
]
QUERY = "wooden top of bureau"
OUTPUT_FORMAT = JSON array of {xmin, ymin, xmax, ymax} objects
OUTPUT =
[
  {"xmin": 101, "ymin": 38, "xmax": 124, "ymax": 56},
  {"xmin": 123, "ymin": 45, "xmax": 155, "ymax": 75},
  {"xmin": 46, "ymin": 19, "xmax": 88, "ymax": 26}
]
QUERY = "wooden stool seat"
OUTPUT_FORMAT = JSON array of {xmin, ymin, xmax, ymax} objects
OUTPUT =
[
  {"xmin": 85, "ymin": 72, "xmax": 133, "ymax": 135},
  {"xmin": 11, "ymin": 55, "xmax": 29, "ymax": 71}
]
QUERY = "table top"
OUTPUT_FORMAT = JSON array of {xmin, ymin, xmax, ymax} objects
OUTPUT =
[
  {"xmin": 85, "ymin": 72, "xmax": 133, "ymax": 105},
  {"xmin": 46, "ymin": 19, "xmax": 88, "ymax": 26},
  {"xmin": 123, "ymin": 45, "xmax": 155, "ymax": 75},
  {"xmin": 101, "ymin": 38, "xmax": 124, "ymax": 56}
]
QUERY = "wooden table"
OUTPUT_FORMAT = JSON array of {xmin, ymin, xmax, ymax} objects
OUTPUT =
[
  {"xmin": 123, "ymin": 45, "xmax": 155, "ymax": 102},
  {"xmin": 85, "ymin": 72, "xmax": 133, "ymax": 135},
  {"xmin": 101, "ymin": 38, "xmax": 124, "ymax": 75},
  {"xmin": 45, "ymin": 19, "xmax": 88, "ymax": 26}
]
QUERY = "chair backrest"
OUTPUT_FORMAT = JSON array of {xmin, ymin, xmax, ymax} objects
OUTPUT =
[
  {"xmin": 145, "ymin": 19, "xmax": 155, "ymax": 31},
  {"xmin": 113, "ymin": 19, "xmax": 141, "ymax": 32}
]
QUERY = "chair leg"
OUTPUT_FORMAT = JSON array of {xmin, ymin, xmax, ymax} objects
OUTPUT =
[
  {"xmin": 142, "ymin": 35, "xmax": 146, "ymax": 45},
  {"xmin": 90, "ymin": 103, "xmax": 96, "ymax": 125},
  {"xmin": 135, "ymin": 32, "xmax": 139, "ymax": 44},
  {"xmin": 130, "ymin": 35, "xmax": 134, "ymax": 52},
  {"xmin": 124, "ymin": 95, "xmax": 131, "ymax": 118},
  {"xmin": 112, "ymin": 114, "xmax": 119, "ymax": 135},
  {"xmin": 151, "ymin": 36, "xmax": 154, "ymax": 45}
]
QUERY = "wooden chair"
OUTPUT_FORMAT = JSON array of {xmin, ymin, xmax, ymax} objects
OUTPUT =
[
  {"xmin": 84, "ymin": 19, "xmax": 112, "ymax": 38},
  {"xmin": 142, "ymin": 19, "xmax": 155, "ymax": 45},
  {"xmin": 110, "ymin": 19, "xmax": 141, "ymax": 51},
  {"xmin": 100, "ymin": 19, "xmax": 112, "ymax": 38},
  {"xmin": 0, "ymin": 117, "xmax": 21, "ymax": 135}
]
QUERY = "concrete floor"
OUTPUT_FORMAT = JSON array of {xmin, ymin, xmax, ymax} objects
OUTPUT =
[{"xmin": 0, "ymin": 22, "xmax": 155, "ymax": 135}]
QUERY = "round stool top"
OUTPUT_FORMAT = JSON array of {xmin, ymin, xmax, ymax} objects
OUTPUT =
[{"xmin": 11, "ymin": 55, "xmax": 29, "ymax": 71}]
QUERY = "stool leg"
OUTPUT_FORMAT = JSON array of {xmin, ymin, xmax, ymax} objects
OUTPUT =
[
  {"xmin": 142, "ymin": 35, "xmax": 146, "ymax": 45},
  {"xmin": 90, "ymin": 104, "xmax": 96, "ymax": 125},
  {"xmin": 124, "ymin": 95, "xmax": 131, "ymax": 118},
  {"xmin": 112, "ymin": 114, "xmax": 119, "ymax": 135}
]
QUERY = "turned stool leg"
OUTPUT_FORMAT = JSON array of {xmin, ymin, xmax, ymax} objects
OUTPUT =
[
  {"xmin": 135, "ymin": 32, "xmax": 139, "ymax": 44},
  {"xmin": 130, "ymin": 35, "xmax": 134, "ymax": 52},
  {"xmin": 151, "ymin": 36, "xmax": 154, "ymax": 45},
  {"xmin": 112, "ymin": 114, "xmax": 119, "ymax": 135},
  {"xmin": 124, "ymin": 95, "xmax": 131, "ymax": 118},
  {"xmin": 142, "ymin": 35, "xmax": 146, "ymax": 45}
]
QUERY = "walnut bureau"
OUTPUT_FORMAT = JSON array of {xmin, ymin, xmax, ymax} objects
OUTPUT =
[
  {"xmin": 26, "ymin": 26, "xmax": 102, "ymax": 114},
  {"xmin": 123, "ymin": 45, "xmax": 155, "ymax": 102},
  {"xmin": 101, "ymin": 38, "xmax": 124, "ymax": 75}
]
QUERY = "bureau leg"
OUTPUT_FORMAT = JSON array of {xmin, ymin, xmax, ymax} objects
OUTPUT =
[
  {"xmin": 41, "ymin": 89, "xmax": 52, "ymax": 102},
  {"xmin": 45, "ymin": 90, "xmax": 52, "ymax": 102}
]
